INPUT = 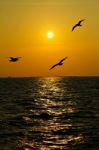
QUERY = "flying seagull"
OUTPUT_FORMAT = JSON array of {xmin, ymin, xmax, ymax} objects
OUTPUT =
[
  {"xmin": 7, "ymin": 57, "xmax": 21, "ymax": 62},
  {"xmin": 49, "ymin": 57, "xmax": 68, "ymax": 70},
  {"xmin": 72, "ymin": 19, "xmax": 85, "ymax": 31}
]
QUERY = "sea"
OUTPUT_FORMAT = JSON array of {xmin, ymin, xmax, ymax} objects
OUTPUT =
[{"xmin": 0, "ymin": 77, "xmax": 99, "ymax": 150}]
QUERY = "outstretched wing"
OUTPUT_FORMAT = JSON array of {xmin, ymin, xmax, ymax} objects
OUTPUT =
[
  {"xmin": 7, "ymin": 57, "xmax": 13, "ymax": 61},
  {"xmin": 72, "ymin": 24, "xmax": 78, "ymax": 31},
  {"xmin": 59, "ymin": 57, "xmax": 68, "ymax": 63},
  {"xmin": 49, "ymin": 63, "xmax": 58, "ymax": 70},
  {"xmin": 78, "ymin": 19, "xmax": 85, "ymax": 24}
]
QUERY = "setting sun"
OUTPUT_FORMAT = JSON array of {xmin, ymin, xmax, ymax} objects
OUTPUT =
[{"xmin": 47, "ymin": 32, "xmax": 54, "ymax": 38}]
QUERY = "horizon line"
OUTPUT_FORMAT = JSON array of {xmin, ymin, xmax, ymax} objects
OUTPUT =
[{"xmin": 0, "ymin": 75, "xmax": 99, "ymax": 78}]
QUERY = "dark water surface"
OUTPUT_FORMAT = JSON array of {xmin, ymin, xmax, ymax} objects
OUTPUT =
[{"xmin": 0, "ymin": 77, "xmax": 99, "ymax": 150}]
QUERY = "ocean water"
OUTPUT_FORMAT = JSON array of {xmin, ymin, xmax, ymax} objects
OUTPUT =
[{"xmin": 0, "ymin": 77, "xmax": 99, "ymax": 150}]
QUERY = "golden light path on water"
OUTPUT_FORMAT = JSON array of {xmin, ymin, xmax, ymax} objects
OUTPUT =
[
  {"xmin": 38, "ymin": 77, "xmax": 77, "ymax": 115},
  {"xmin": 19, "ymin": 77, "xmax": 85, "ymax": 149}
]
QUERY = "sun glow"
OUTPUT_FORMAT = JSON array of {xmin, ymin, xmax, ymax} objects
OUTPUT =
[{"xmin": 47, "ymin": 32, "xmax": 54, "ymax": 38}]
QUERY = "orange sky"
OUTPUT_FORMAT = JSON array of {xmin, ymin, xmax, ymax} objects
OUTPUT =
[{"xmin": 0, "ymin": 0, "xmax": 99, "ymax": 77}]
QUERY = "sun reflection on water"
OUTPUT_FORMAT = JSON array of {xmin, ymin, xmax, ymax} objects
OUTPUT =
[
  {"xmin": 18, "ymin": 133, "xmax": 84, "ymax": 149},
  {"xmin": 1, "ymin": 77, "xmax": 98, "ymax": 149},
  {"xmin": 17, "ymin": 77, "xmax": 85, "ymax": 149}
]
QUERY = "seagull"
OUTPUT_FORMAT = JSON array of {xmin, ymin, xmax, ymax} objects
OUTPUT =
[
  {"xmin": 72, "ymin": 19, "xmax": 85, "ymax": 31},
  {"xmin": 49, "ymin": 57, "xmax": 68, "ymax": 70},
  {"xmin": 7, "ymin": 57, "xmax": 21, "ymax": 62}
]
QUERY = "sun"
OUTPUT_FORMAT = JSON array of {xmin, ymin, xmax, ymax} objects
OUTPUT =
[{"xmin": 47, "ymin": 32, "xmax": 54, "ymax": 39}]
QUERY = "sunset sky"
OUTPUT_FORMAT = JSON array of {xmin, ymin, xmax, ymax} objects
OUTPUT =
[{"xmin": 0, "ymin": 0, "xmax": 99, "ymax": 77}]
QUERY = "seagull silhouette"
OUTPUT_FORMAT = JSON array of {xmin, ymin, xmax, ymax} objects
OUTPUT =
[
  {"xmin": 49, "ymin": 57, "xmax": 68, "ymax": 70},
  {"xmin": 8, "ymin": 57, "xmax": 21, "ymax": 62},
  {"xmin": 72, "ymin": 19, "xmax": 85, "ymax": 31}
]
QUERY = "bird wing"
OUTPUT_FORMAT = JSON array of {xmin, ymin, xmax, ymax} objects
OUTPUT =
[
  {"xmin": 49, "ymin": 63, "xmax": 58, "ymax": 70},
  {"xmin": 78, "ymin": 19, "xmax": 85, "ymax": 24},
  {"xmin": 72, "ymin": 24, "xmax": 78, "ymax": 31},
  {"xmin": 7, "ymin": 57, "xmax": 13, "ymax": 61},
  {"xmin": 59, "ymin": 57, "xmax": 68, "ymax": 63}
]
